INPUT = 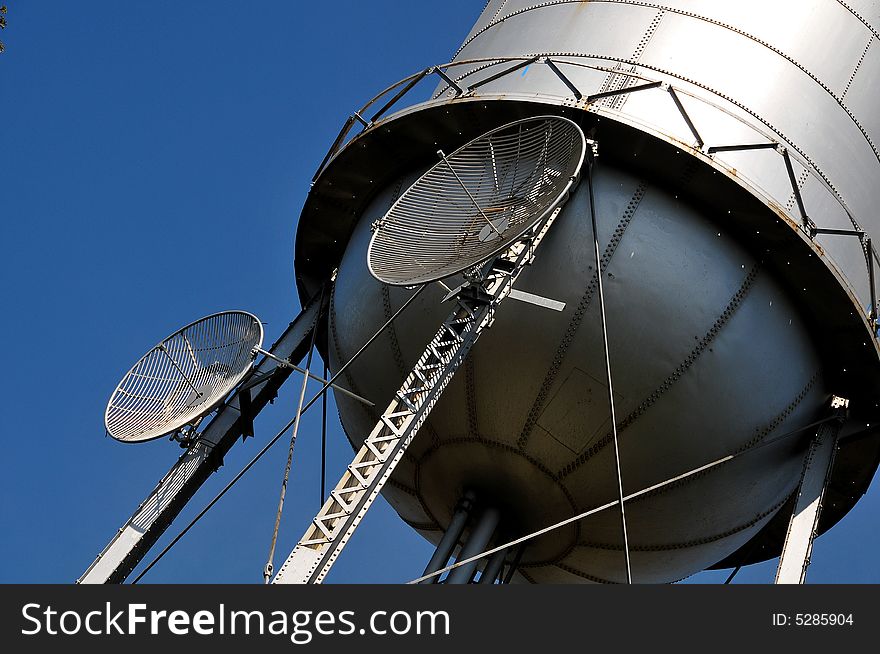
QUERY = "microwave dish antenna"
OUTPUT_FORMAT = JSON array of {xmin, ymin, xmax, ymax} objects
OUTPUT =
[
  {"xmin": 367, "ymin": 115, "xmax": 586, "ymax": 286},
  {"xmin": 104, "ymin": 311, "xmax": 263, "ymax": 443}
]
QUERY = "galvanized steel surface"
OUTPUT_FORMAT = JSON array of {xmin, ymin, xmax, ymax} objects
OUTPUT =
[
  {"xmin": 443, "ymin": 0, "xmax": 880, "ymax": 310},
  {"xmin": 291, "ymin": 0, "xmax": 880, "ymax": 581},
  {"xmin": 330, "ymin": 162, "xmax": 827, "ymax": 583}
]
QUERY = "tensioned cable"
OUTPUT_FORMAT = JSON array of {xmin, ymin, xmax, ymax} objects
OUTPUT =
[
  {"xmin": 131, "ymin": 285, "xmax": 427, "ymax": 583},
  {"xmin": 720, "ymin": 524, "xmax": 773, "ymax": 583},
  {"xmin": 408, "ymin": 415, "xmax": 838, "ymax": 584},
  {"xmin": 320, "ymin": 360, "xmax": 328, "ymax": 506},
  {"xmin": 586, "ymin": 152, "xmax": 632, "ymax": 584},
  {"xmin": 724, "ymin": 564, "xmax": 743, "ymax": 584},
  {"xmin": 263, "ymin": 288, "xmax": 324, "ymax": 583},
  {"xmin": 722, "ymin": 522, "xmax": 768, "ymax": 584}
]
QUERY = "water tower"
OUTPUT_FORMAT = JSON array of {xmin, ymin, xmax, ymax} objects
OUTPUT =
[{"xmin": 82, "ymin": 1, "xmax": 880, "ymax": 584}]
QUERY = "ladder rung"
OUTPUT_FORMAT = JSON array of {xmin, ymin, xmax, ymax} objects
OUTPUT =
[
  {"xmin": 272, "ymin": 208, "xmax": 565, "ymax": 585},
  {"xmin": 380, "ymin": 415, "xmax": 405, "ymax": 436}
]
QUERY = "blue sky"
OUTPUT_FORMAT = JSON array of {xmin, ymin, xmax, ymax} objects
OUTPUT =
[{"xmin": 1, "ymin": 1, "xmax": 877, "ymax": 584}]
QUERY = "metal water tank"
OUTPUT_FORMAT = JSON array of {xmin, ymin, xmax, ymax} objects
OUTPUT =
[{"xmin": 294, "ymin": 0, "xmax": 880, "ymax": 582}]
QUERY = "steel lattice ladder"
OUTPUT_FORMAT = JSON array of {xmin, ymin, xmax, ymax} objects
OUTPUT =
[{"xmin": 273, "ymin": 204, "xmax": 567, "ymax": 584}]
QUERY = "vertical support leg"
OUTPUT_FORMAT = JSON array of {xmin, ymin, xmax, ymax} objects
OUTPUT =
[
  {"xmin": 775, "ymin": 397, "xmax": 848, "ymax": 584},
  {"xmin": 446, "ymin": 507, "xmax": 500, "ymax": 584},
  {"xmin": 501, "ymin": 544, "xmax": 526, "ymax": 584},
  {"xmin": 419, "ymin": 492, "xmax": 476, "ymax": 584},
  {"xmin": 479, "ymin": 546, "xmax": 508, "ymax": 584}
]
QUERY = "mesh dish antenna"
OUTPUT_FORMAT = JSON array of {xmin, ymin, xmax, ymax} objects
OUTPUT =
[
  {"xmin": 104, "ymin": 311, "xmax": 264, "ymax": 443},
  {"xmin": 367, "ymin": 115, "xmax": 586, "ymax": 286}
]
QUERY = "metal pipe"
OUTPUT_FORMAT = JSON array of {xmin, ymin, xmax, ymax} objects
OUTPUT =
[
  {"xmin": 263, "ymin": 287, "xmax": 324, "ymax": 583},
  {"xmin": 808, "ymin": 228, "xmax": 865, "ymax": 237},
  {"xmin": 706, "ymin": 142, "xmax": 778, "ymax": 154},
  {"xmin": 409, "ymin": 414, "xmax": 839, "ymax": 584},
  {"xmin": 370, "ymin": 67, "xmax": 431, "ymax": 123},
  {"xmin": 253, "ymin": 347, "xmax": 374, "ymax": 407},
  {"xmin": 502, "ymin": 544, "xmax": 526, "ymax": 584},
  {"xmin": 131, "ymin": 286, "xmax": 425, "ymax": 583},
  {"xmin": 446, "ymin": 507, "xmax": 500, "ymax": 584},
  {"xmin": 586, "ymin": 80, "xmax": 662, "ymax": 103},
  {"xmin": 312, "ymin": 115, "xmax": 355, "ymax": 184},
  {"xmin": 468, "ymin": 55, "xmax": 540, "ymax": 91},
  {"xmin": 419, "ymin": 492, "xmax": 476, "ymax": 584},
  {"xmin": 479, "ymin": 546, "xmax": 508, "ymax": 584},
  {"xmin": 667, "ymin": 86, "xmax": 704, "ymax": 148},
  {"xmin": 781, "ymin": 148, "xmax": 810, "ymax": 228},
  {"xmin": 434, "ymin": 66, "xmax": 464, "ymax": 96},
  {"xmin": 544, "ymin": 58, "xmax": 582, "ymax": 100}
]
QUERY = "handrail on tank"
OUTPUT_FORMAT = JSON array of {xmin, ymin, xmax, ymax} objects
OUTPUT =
[{"xmin": 307, "ymin": 55, "xmax": 878, "ymax": 334}]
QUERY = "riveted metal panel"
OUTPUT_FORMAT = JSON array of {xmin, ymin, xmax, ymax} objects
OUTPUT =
[
  {"xmin": 671, "ymin": 0, "xmax": 870, "ymax": 89},
  {"xmin": 292, "ymin": 0, "xmax": 880, "ymax": 581},
  {"xmin": 329, "ymin": 162, "xmax": 829, "ymax": 581},
  {"xmin": 432, "ymin": 2, "xmax": 880, "ymax": 313},
  {"xmin": 835, "ymin": 0, "xmax": 880, "ymax": 34},
  {"xmin": 638, "ymin": 11, "xmax": 879, "ymax": 219},
  {"xmin": 842, "ymin": 36, "xmax": 880, "ymax": 148}
]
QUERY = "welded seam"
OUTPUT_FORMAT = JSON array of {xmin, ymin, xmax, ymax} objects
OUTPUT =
[
  {"xmin": 329, "ymin": 291, "xmax": 380, "ymax": 428},
  {"xmin": 550, "ymin": 562, "xmax": 615, "ymax": 583},
  {"xmin": 386, "ymin": 478, "xmax": 443, "ymax": 533},
  {"xmin": 842, "ymin": 36, "xmax": 873, "ymax": 99},
  {"xmin": 490, "ymin": 0, "xmax": 510, "ymax": 24},
  {"xmin": 465, "ymin": 355, "xmax": 480, "ymax": 438},
  {"xmin": 420, "ymin": 436, "xmax": 578, "ymax": 505},
  {"xmin": 624, "ymin": 373, "xmax": 820, "ymax": 507},
  {"xmin": 432, "ymin": 51, "xmax": 861, "ymax": 233},
  {"xmin": 517, "ymin": 182, "xmax": 647, "ymax": 450},
  {"xmin": 400, "ymin": 516, "xmax": 443, "ymax": 533},
  {"xmin": 737, "ymin": 372, "xmax": 821, "ymax": 453},
  {"xmin": 576, "ymin": 493, "xmax": 791, "ymax": 552},
  {"xmin": 602, "ymin": 8, "xmax": 664, "ymax": 111},
  {"xmin": 414, "ymin": 434, "xmax": 582, "ymax": 566},
  {"xmin": 834, "ymin": 0, "xmax": 880, "ymax": 41},
  {"xmin": 556, "ymin": 262, "xmax": 761, "ymax": 479},
  {"xmin": 679, "ymin": 156, "xmax": 700, "ymax": 189},
  {"xmin": 518, "ymin": 569, "xmax": 538, "ymax": 583},
  {"xmin": 411, "ymin": 453, "xmax": 447, "ymax": 534},
  {"xmin": 386, "ymin": 477, "xmax": 419, "ymax": 497}
]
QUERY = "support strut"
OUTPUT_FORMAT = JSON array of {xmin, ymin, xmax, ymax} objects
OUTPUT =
[
  {"xmin": 774, "ymin": 396, "xmax": 849, "ymax": 584},
  {"xmin": 273, "ymin": 196, "xmax": 576, "ymax": 584},
  {"xmin": 447, "ymin": 507, "xmax": 500, "ymax": 584},
  {"xmin": 420, "ymin": 492, "xmax": 476, "ymax": 584},
  {"xmin": 79, "ymin": 291, "xmax": 326, "ymax": 584}
]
